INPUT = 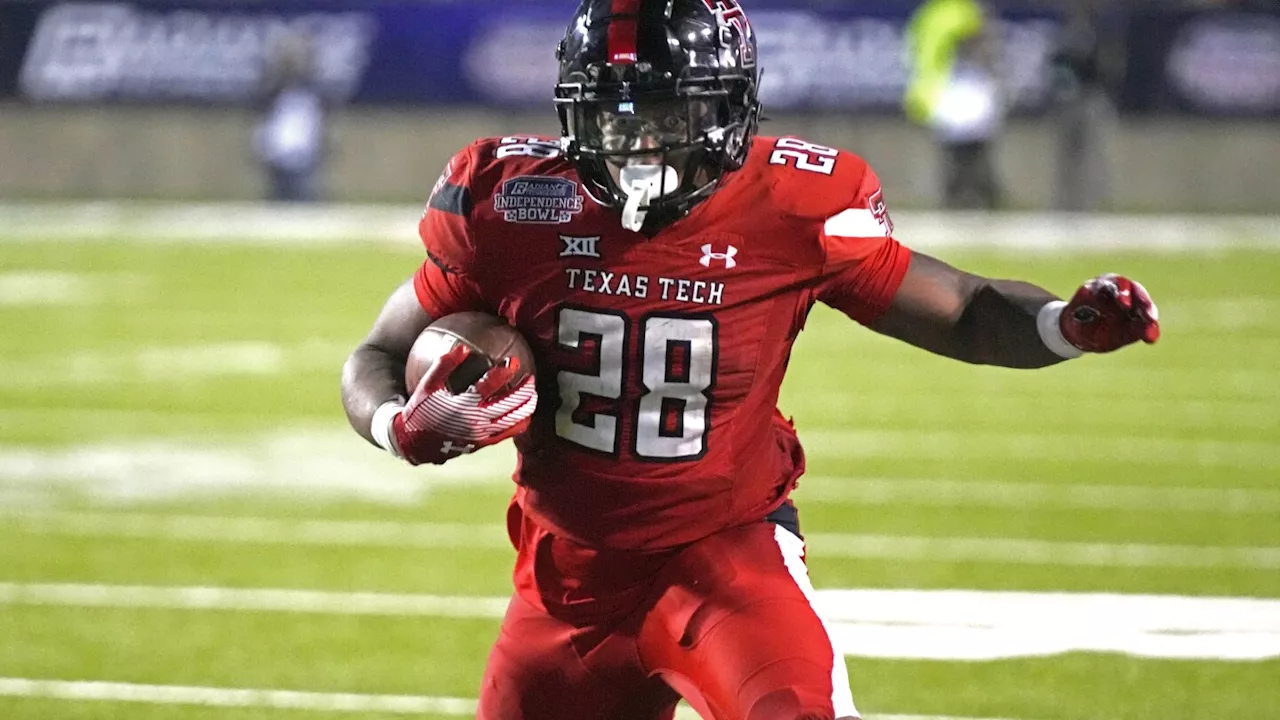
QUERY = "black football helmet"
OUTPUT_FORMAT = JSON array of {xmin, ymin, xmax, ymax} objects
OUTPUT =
[{"xmin": 555, "ymin": 0, "xmax": 762, "ymax": 231}]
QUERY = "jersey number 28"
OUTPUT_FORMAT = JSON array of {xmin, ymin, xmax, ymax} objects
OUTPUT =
[
  {"xmin": 768, "ymin": 137, "xmax": 838, "ymax": 175},
  {"xmin": 556, "ymin": 308, "xmax": 716, "ymax": 460}
]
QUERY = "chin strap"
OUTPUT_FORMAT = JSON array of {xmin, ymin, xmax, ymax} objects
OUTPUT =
[{"xmin": 618, "ymin": 165, "xmax": 679, "ymax": 232}]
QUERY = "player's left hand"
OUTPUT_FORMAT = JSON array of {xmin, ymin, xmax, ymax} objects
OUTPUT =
[{"xmin": 1060, "ymin": 273, "xmax": 1160, "ymax": 353}]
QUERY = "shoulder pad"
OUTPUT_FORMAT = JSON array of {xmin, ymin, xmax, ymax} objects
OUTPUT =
[
  {"xmin": 747, "ymin": 135, "xmax": 873, "ymax": 221},
  {"xmin": 467, "ymin": 136, "xmax": 567, "ymax": 191},
  {"xmin": 424, "ymin": 142, "xmax": 479, "ymax": 219},
  {"xmin": 426, "ymin": 136, "xmax": 570, "ymax": 210}
]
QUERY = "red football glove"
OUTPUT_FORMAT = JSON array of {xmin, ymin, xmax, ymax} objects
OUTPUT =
[
  {"xmin": 1058, "ymin": 273, "xmax": 1161, "ymax": 353},
  {"xmin": 390, "ymin": 343, "xmax": 537, "ymax": 466}
]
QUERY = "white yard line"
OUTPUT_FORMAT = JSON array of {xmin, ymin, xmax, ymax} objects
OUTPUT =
[
  {"xmin": 0, "ymin": 271, "xmax": 152, "ymax": 307},
  {"xmin": 892, "ymin": 211, "xmax": 1280, "ymax": 253},
  {"xmin": 778, "ymin": 365, "xmax": 1280, "ymax": 402},
  {"xmin": 870, "ymin": 712, "xmax": 1018, "ymax": 717},
  {"xmin": 804, "ymin": 533, "xmax": 1280, "ymax": 570},
  {"xmin": 0, "ymin": 583, "xmax": 508, "ymax": 618},
  {"xmin": 2, "ymin": 584, "xmax": 1279, "ymax": 662},
  {"xmin": 0, "ymin": 678, "xmax": 1008, "ymax": 720},
  {"xmin": 5, "ymin": 512, "xmax": 1278, "ymax": 569},
  {"xmin": 0, "ymin": 678, "xmax": 478, "ymax": 716},
  {"xmin": 0, "ymin": 272, "xmax": 94, "ymax": 305},
  {"xmin": 0, "ymin": 203, "xmax": 421, "ymax": 246},
  {"xmin": 800, "ymin": 429, "xmax": 1280, "ymax": 470},
  {"xmin": 0, "ymin": 430, "xmax": 517, "ymax": 506},
  {"xmin": 4, "ymin": 513, "xmax": 513, "ymax": 549},
  {"xmin": 3, "ymin": 425, "xmax": 1277, "ymax": 513},
  {"xmin": 0, "ymin": 340, "xmax": 361, "ymax": 388},
  {"xmin": 795, "ymin": 476, "xmax": 1280, "ymax": 514},
  {"xmin": 2, "ymin": 202, "xmax": 1277, "ymax": 252},
  {"xmin": 781, "ymin": 392, "xmax": 1280, "ymax": 432}
]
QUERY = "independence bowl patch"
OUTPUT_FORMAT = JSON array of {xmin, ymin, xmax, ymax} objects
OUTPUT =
[{"xmin": 492, "ymin": 176, "xmax": 584, "ymax": 224}]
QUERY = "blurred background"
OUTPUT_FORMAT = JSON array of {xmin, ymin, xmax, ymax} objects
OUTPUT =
[
  {"xmin": 0, "ymin": 0, "xmax": 1277, "ymax": 210},
  {"xmin": 0, "ymin": 1, "xmax": 1277, "ymax": 719}
]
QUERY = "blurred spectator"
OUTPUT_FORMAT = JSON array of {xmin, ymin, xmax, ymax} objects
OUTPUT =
[
  {"xmin": 904, "ymin": 0, "xmax": 1006, "ymax": 210},
  {"xmin": 1048, "ymin": 0, "xmax": 1124, "ymax": 212},
  {"xmin": 253, "ymin": 32, "xmax": 329, "ymax": 203}
]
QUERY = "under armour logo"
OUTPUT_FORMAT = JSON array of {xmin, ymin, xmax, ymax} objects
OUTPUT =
[
  {"xmin": 699, "ymin": 243, "xmax": 738, "ymax": 269},
  {"xmin": 560, "ymin": 235, "xmax": 601, "ymax": 258},
  {"xmin": 440, "ymin": 440, "xmax": 476, "ymax": 456}
]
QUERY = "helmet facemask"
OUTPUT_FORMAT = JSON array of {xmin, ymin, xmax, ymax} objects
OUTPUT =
[{"xmin": 557, "ymin": 87, "xmax": 750, "ymax": 231}]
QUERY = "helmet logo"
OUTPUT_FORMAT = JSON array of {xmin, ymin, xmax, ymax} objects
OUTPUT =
[
  {"xmin": 701, "ymin": 0, "xmax": 754, "ymax": 66},
  {"xmin": 607, "ymin": 0, "xmax": 642, "ymax": 64}
]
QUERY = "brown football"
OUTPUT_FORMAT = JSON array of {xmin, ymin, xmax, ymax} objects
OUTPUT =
[{"xmin": 405, "ymin": 312, "xmax": 536, "ymax": 396}]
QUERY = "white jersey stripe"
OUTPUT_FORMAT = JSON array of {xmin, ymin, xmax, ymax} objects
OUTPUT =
[
  {"xmin": 773, "ymin": 524, "xmax": 860, "ymax": 719},
  {"xmin": 823, "ymin": 208, "xmax": 887, "ymax": 239}
]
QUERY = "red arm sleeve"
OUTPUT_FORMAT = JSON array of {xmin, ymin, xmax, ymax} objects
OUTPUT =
[
  {"xmin": 413, "ymin": 145, "xmax": 490, "ymax": 319},
  {"xmin": 816, "ymin": 164, "xmax": 912, "ymax": 326}
]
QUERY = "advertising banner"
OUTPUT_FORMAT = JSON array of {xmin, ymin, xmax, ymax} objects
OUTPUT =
[
  {"xmin": 0, "ymin": 0, "xmax": 1063, "ymax": 114},
  {"xmin": 9, "ymin": 1, "xmax": 1274, "ymax": 117},
  {"xmin": 1120, "ymin": 9, "xmax": 1280, "ymax": 116}
]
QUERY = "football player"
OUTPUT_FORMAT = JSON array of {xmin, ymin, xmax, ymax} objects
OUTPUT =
[{"xmin": 340, "ymin": 1, "xmax": 1160, "ymax": 718}]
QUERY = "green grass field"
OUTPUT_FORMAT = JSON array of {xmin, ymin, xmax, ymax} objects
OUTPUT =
[{"xmin": 1, "ymin": 212, "xmax": 1278, "ymax": 720}]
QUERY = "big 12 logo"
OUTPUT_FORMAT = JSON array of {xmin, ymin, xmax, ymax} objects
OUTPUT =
[{"xmin": 701, "ymin": 0, "xmax": 755, "ymax": 66}]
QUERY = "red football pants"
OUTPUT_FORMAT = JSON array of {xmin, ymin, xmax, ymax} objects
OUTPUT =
[{"xmin": 476, "ymin": 520, "xmax": 859, "ymax": 720}]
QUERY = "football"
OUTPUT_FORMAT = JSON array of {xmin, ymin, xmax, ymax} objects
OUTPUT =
[{"xmin": 405, "ymin": 311, "xmax": 536, "ymax": 396}]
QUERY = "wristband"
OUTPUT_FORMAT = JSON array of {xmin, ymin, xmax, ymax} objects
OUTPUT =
[
  {"xmin": 371, "ymin": 398, "xmax": 406, "ymax": 454},
  {"xmin": 1037, "ymin": 301, "xmax": 1084, "ymax": 359}
]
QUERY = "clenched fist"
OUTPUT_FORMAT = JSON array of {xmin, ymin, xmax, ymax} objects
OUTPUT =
[{"xmin": 1039, "ymin": 274, "xmax": 1160, "ymax": 357}]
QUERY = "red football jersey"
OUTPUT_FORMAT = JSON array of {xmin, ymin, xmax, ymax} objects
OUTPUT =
[{"xmin": 414, "ymin": 134, "xmax": 910, "ymax": 551}]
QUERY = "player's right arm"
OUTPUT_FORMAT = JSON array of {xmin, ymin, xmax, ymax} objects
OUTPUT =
[
  {"xmin": 340, "ymin": 278, "xmax": 433, "ymax": 450},
  {"xmin": 341, "ymin": 143, "xmax": 536, "ymax": 464}
]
